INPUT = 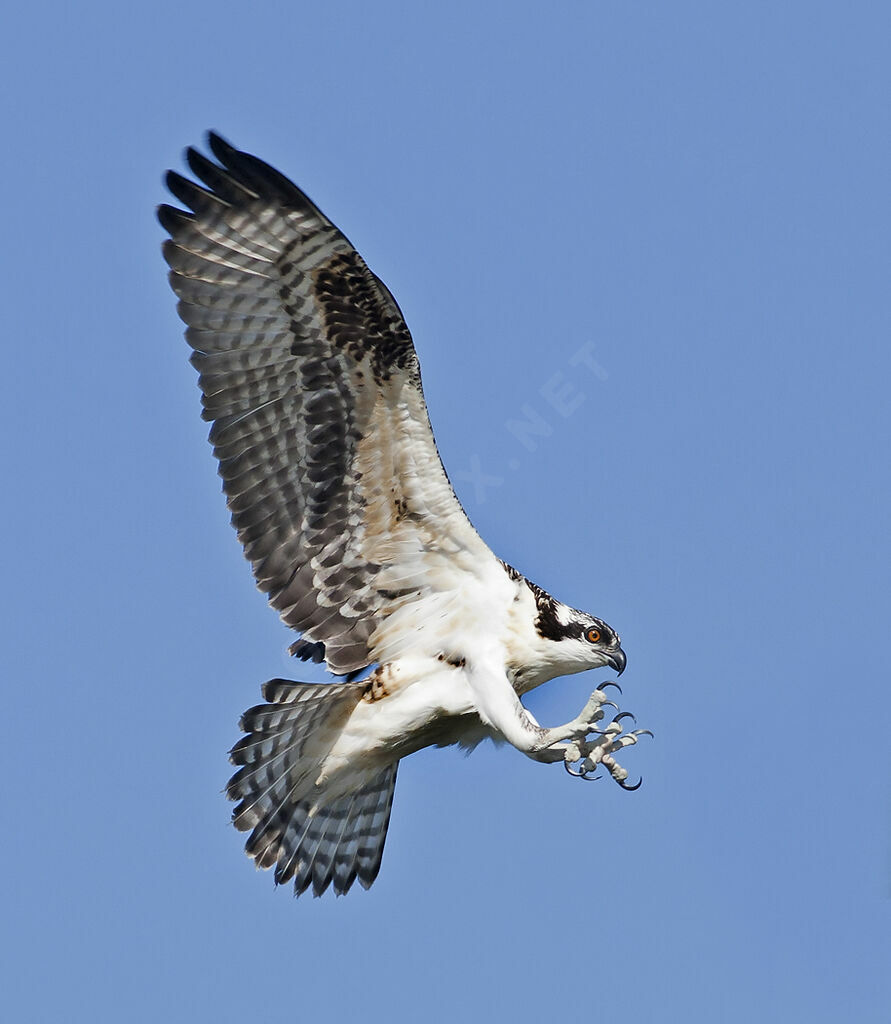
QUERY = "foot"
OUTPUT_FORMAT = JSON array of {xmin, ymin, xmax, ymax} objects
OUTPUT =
[
  {"xmin": 543, "ymin": 685, "xmax": 620, "ymax": 745},
  {"xmin": 563, "ymin": 710, "xmax": 653, "ymax": 789}
]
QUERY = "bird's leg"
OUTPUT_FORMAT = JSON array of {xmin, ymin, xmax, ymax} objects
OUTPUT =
[{"xmin": 463, "ymin": 663, "xmax": 650, "ymax": 786}]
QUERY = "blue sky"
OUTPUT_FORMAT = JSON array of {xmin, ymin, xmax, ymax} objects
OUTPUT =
[{"xmin": 2, "ymin": 1, "xmax": 889, "ymax": 1020}]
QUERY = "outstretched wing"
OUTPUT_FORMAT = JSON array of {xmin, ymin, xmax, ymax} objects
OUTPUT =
[{"xmin": 159, "ymin": 134, "xmax": 496, "ymax": 674}]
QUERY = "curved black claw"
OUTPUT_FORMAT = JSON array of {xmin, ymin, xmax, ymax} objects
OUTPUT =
[
  {"xmin": 564, "ymin": 760, "xmax": 601, "ymax": 781},
  {"xmin": 616, "ymin": 775, "xmax": 643, "ymax": 791},
  {"xmin": 612, "ymin": 711, "xmax": 637, "ymax": 726},
  {"xmin": 632, "ymin": 729, "xmax": 655, "ymax": 739},
  {"xmin": 598, "ymin": 681, "xmax": 623, "ymax": 695}
]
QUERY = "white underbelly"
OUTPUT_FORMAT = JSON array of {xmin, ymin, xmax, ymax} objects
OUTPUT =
[{"xmin": 319, "ymin": 658, "xmax": 478, "ymax": 783}]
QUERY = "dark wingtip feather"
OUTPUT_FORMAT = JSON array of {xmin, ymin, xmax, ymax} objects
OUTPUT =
[
  {"xmin": 157, "ymin": 202, "xmax": 193, "ymax": 234},
  {"xmin": 206, "ymin": 130, "xmax": 238, "ymax": 165},
  {"xmin": 186, "ymin": 145, "xmax": 255, "ymax": 203},
  {"xmin": 205, "ymin": 131, "xmax": 321, "ymax": 213},
  {"xmin": 185, "ymin": 146, "xmax": 209, "ymax": 175},
  {"xmin": 165, "ymin": 170, "xmax": 218, "ymax": 213}
]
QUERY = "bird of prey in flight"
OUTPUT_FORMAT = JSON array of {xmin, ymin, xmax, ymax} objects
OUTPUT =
[{"xmin": 158, "ymin": 134, "xmax": 649, "ymax": 898}]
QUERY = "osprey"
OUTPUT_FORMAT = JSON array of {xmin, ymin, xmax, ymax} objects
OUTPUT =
[{"xmin": 159, "ymin": 134, "xmax": 649, "ymax": 898}]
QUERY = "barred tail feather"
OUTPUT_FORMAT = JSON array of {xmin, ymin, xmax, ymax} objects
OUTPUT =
[
  {"xmin": 279, "ymin": 763, "xmax": 398, "ymax": 897},
  {"xmin": 226, "ymin": 678, "xmax": 399, "ymax": 897}
]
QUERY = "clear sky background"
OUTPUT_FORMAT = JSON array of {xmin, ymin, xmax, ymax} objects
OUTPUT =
[{"xmin": 2, "ymin": 2, "xmax": 888, "ymax": 1021}]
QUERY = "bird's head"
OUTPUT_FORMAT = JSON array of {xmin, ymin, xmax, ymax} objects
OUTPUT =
[
  {"xmin": 559, "ymin": 610, "xmax": 626, "ymax": 675},
  {"xmin": 529, "ymin": 597, "xmax": 626, "ymax": 682}
]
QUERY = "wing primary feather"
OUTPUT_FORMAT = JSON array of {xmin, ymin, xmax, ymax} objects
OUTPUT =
[
  {"xmin": 164, "ymin": 170, "xmax": 227, "ymax": 216},
  {"xmin": 206, "ymin": 131, "xmax": 325, "ymax": 216},
  {"xmin": 186, "ymin": 145, "xmax": 258, "ymax": 204},
  {"xmin": 156, "ymin": 203, "xmax": 194, "ymax": 233}
]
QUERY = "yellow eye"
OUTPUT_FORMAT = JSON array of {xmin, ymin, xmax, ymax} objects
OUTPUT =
[{"xmin": 586, "ymin": 627, "xmax": 601, "ymax": 643}]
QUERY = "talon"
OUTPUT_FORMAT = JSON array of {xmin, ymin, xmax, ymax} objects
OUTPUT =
[
  {"xmin": 612, "ymin": 711, "xmax": 637, "ymax": 726},
  {"xmin": 617, "ymin": 776, "xmax": 643, "ymax": 791},
  {"xmin": 565, "ymin": 760, "xmax": 601, "ymax": 781},
  {"xmin": 598, "ymin": 681, "xmax": 623, "ymax": 695},
  {"xmin": 632, "ymin": 729, "xmax": 654, "ymax": 739},
  {"xmin": 601, "ymin": 700, "xmax": 619, "ymax": 713},
  {"xmin": 564, "ymin": 755, "xmax": 603, "ymax": 781}
]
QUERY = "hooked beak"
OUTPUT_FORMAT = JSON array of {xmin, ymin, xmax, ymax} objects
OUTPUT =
[{"xmin": 606, "ymin": 648, "xmax": 627, "ymax": 676}]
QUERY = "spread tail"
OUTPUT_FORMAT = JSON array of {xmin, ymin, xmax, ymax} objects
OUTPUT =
[{"xmin": 226, "ymin": 678, "xmax": 398, "ymax": 897}]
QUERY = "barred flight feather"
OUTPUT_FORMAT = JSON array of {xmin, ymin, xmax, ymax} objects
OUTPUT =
[{"xmin": 160, "ymin": 132, "xmax": 494, "ymax": 675}]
